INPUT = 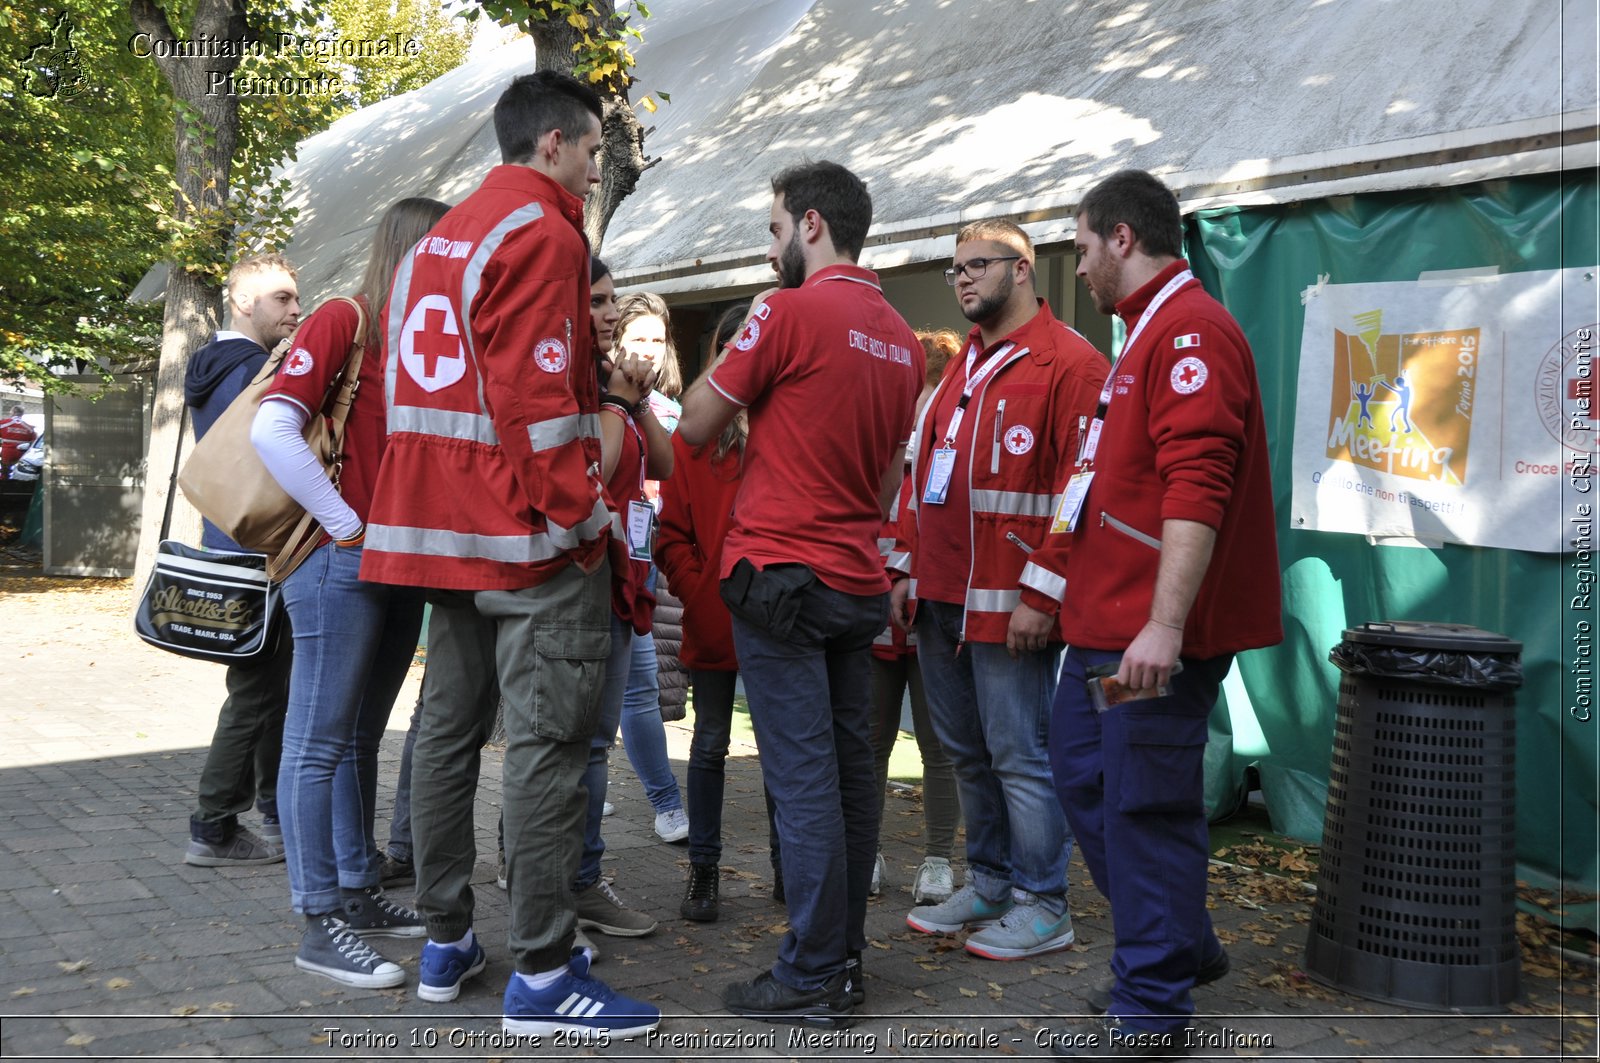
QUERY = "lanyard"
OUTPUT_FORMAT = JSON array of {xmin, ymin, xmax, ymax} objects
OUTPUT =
[
  {"xmin": 942, "ymin": 342, "xmax": 1014, "ymax": 447},
  {"xmin": 1077, "ymin": 269, "xmax": 1193, "ymax": 467}
]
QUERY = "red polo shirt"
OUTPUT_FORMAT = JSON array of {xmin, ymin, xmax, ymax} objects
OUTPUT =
[{"xmin": 709, "ymin": 264, "xmax": 923, "ymax": 595}]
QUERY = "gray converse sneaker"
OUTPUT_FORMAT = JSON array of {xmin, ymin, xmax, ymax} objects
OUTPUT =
[
  {"xmin": 906, "ymin": 883, "xmax": 1013, "ymax": 935},
  {"xmin": 296, "ymin": 914, "xmax": 405, "ymax": 989},
  {"xmin": 184, "ymin": 828, "xmax": 284, "ymax": 867},
  {"xmin": 339, "ymin": 886, "xmax": 426, "ymax": 938},
  {"xmin": 964, "ymin": 896, "xmax": 1074, "ymax": 960}
]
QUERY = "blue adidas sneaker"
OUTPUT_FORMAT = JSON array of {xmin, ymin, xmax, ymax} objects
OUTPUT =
[
  {"xmin": 501, "ymin": 952, "xmax": 660, "ymax": 1040},
  {"xmin": 417, "ymin": 937, "xmax": 487, "ymax": 1003}
]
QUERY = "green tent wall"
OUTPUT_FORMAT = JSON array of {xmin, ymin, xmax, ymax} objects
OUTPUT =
[{"xmin": 1184, "ymin": 173, "xmax": 1599, "ymax": 900}]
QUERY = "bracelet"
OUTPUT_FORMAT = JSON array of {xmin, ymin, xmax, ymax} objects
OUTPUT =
[
  {"xmin": 599, "ymin": 399, "xmax": 633, "ymax": 419},
  {"xmin": 1148, "ymin": 616, "xmax": 1183, "ymax": 631},
  {"xmin": 335, "ymin": 524, "xmax": 366, "ymax": 547}
]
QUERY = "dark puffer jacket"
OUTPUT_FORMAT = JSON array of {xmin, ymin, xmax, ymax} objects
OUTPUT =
[{"xmin": 652, "ymin": 576, "xmax": 689, "ymax": 722}]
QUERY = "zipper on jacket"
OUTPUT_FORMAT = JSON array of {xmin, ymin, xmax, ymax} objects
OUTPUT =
[
  {"xmin": 1100, "ymin": 510, "xmax": 1163, "ymax": 551},
  {"xmin": 990, "ymin": 399, "xmax": 1006, "ymax": 475},
  {"xmin": 1005, "ymin": 531, "xmax": 1034, "ymax": 555}
]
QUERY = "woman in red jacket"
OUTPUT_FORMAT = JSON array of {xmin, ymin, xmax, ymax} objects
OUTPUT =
[{"xmin": 658, "ymin": 305, "xmax": 780, "ymax": 922}]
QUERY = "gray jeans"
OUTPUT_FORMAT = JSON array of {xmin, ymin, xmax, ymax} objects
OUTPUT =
[{"xmin": 410, "ymin": 559, "xmax": 610, "ymax": 975}]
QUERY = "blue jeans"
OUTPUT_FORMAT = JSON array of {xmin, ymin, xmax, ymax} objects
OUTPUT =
[
  {"xmin": 915, "ymin": 599, "xmax": 1072, "ymax": 909},
  {"xmin": 576, "ymin": 612, "xmax": 637, "ymax": 890},
  {"xmin": 278, "ymin": 543, "xmax": 423, "ymax": 914},
  {"xmin": 685, "ymin": 668, "xmax": 780, "ymax": 867},
  {"xmin": 619, "ymin": 621, "xmax": 684, "ymax": 815},
  {"xmin": 1050, "ymin": 646, "xmax": 1231, "ymax": 1033},
  {"xmin": 730, "ymin": 572, "xmax": 885, "ymax": 991}
]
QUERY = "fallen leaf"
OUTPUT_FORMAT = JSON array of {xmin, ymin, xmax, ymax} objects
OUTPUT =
[
  {"xmin": 65, "ymin": 1034, "xmax": 94, "ymax": 1047},
  {"xmin": 12, "ymin": 987, "xmax": 35, "ymax": 997},
  {"xmin": 208, "ymin": 1001, "xmax": 235, "ymax": 1011},
  {"xmin": 57, "ymin": 960, "xmax": 90, "ymax": 973},
  {"xmin": 171, "ymin": 1005, "xmax": 198, "ymax": 1016},
  {"xmin": 958, "ymin": 987, "xmax": 977, "ymax": 998},
  {"xmin": 104, "ymin": 977, "xmax": 132, "ymax": 990}
]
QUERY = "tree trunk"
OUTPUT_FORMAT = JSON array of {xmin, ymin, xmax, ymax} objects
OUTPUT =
[
  {"xmin": 129, "ymin": 0, "xmax": 250, "ymax": 593},
  {"xmin": 527, "ymin": 3, "xmax": 649, "ymax": 255}
]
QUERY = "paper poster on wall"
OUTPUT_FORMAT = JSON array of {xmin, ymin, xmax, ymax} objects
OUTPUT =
[{"xmin": 1291, "ymin": 268, "xmax": 1596, "ymax": 553}]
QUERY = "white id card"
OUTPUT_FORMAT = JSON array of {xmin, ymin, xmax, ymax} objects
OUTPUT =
[
  {"xmin": 626, "ymin": 498, "xmax": 656, "ymax": 561},
  {"xmin": 923, "ymin": 448, "xmax": 957, "ymax": 504},
  {"xmin": 1050, "ymin": 470, "xmax": 1095, "ymax": 534}
]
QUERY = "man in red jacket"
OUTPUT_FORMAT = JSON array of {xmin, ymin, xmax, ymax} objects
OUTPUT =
[
  {"xmin": 360, "ymin": 71, "xmax": 657, "ymax": 1040},
  {"xmin": 1045, "ymin": 170, "xmax": 1282, "ymax": 1059},
  {"xmin": 888, "ymin": 220, "xmax": 1106, "ymax": 961}
]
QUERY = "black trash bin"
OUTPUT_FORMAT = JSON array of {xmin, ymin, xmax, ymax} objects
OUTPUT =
[{"xmin": 1304, "ymin": 621, "xmax": 1524, "ymax": 1011}]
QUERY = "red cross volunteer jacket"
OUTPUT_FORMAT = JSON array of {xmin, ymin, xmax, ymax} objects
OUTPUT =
[
  {"xmin": 361, "ymin": 166, "xmax": 609, "ymax": 591},
  {"xmin": 889, "ymin": 302, "xmax": 1108, "ymax": 643},
  {"xmin": 1059, "ymin": 261, "xmax": 1282, "ymax": 658}
]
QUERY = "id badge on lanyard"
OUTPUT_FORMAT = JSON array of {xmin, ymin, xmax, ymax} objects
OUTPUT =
[
  {"xmin": 921, "ymin": 343, "xmax": 1012, "ymax": 506},
  {"xmin": 626, "ymin": 497, "xmax": 656, "ymax": 561},
  {"xmin": 923, "ymin": 448, "xmax": 957, "ymax": 504}
]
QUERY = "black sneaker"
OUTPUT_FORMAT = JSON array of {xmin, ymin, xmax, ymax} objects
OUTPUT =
[
  {"xmin": 339, "ymin": 886, "xmax": 426, "ymax": 938},
  {"xmin": 296, "ymin": 914, "xmax": 405, "ymax": 989},
  {"xmin": 722, "ymin": 969, "xmax": 855, "ymax": 1029},
  {"xmin": 1083, "ymin": 948, "xmax": 1229, "ymax": 1015},
  {"xmin": 378, "ymin": 853, "xmax": 415, "ymax": 887},
  {"xmin": 680, "ymin": 862, "xmax": 720, "ymax": 922},
  {"xmin": 844, "ymin": 951, "xmax": 864, "ymax": 1006}
]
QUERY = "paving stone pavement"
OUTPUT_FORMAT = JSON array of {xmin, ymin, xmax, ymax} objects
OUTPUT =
[{"xmin": 1, "ymin": 575, "xmax": 1594, "ymax": 1061}]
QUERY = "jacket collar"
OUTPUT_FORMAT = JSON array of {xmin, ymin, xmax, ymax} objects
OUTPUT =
[
  {"xmin": 1114, "ymin": 258, "xmax": 1193, "ymax": 326},
  {"xmin": 481, "ymin": 164, "xmax": 587, "ymax": 232}
]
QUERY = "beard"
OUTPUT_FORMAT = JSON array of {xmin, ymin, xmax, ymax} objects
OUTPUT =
[
  {"xmin": 960, "ymin": 276, "xmax": 1013, "ymax": 325},
  {"xmin": 776, "ymin": 230, "xmax": 806, "ymax": 289},
  {"xmin": 1087, "ymin": 256, "xmax": 1122, "ymax": 315}
]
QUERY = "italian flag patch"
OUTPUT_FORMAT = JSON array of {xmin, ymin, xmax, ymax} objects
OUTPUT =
[{"xmin": 1174, "ymin": 333, "xmax": 1201, "ymax": 348}]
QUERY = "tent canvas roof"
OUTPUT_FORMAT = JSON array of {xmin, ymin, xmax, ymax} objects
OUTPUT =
[{"xmin": 136, "ymin": 0, "xmax": 1598, "ymax": 307}]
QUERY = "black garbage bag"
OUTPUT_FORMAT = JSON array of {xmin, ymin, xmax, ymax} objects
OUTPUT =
[{"xmin": 1329, "ymin": 621, "xmax": 1523, "ymax": 693}]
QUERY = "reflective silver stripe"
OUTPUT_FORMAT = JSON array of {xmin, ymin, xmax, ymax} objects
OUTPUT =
[
  {"xmin": 367, "ymin": 523, "xmax": 565, "ymax": 564},
  {"xmin": 1020, "ymin": 560, "xmax": 1067, "ymax": 603},
  {"xmin": 886, "ymin": 550, "xmax": 912, "ymax": 572},
  {"xmin": 527, "ymin": 412, "xmax": 600, "ymax": 452},
  {"xmin": 546, "ymin": 496, "xmax": 612, "ymax": 551},
  {"xmin": 460, "ymin": 203, "xmax": 546, "ymax": 415},
  {"xmin": 873, "ymin": 628, "xmax": 896, "ymax": 646},
  {"xmin": 876, "ymin": 536, "xmax": 896, "ymax": 557},
  {"xmin": 609, "ymin": 511, "xmax": 625, "ymax": 538},
  {"xmin": 965, "ymin": 586, "xmax": 1020, "ymax": 614},
  {"xmin": 389, "ymin": 405, "xmax": 500, "ymax": 444},
  {"xmin": 384, "ymin": 245, "xmax": 419, "ymax": 428},
  {"xmin": 907, "ymin": 578, "xmax": 919, "ymax": 597},
  {"xmin": 970, "ymin": 489, "xmax": 1055, "ymax": 519},
  {"xmin": 1102, "ymin": 511, "xmax": 1162, "ymax": 550}
]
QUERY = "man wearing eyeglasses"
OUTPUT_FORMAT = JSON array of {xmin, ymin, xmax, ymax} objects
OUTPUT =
[{"xmin": 889, "ymin": 219, "xmax": 1107, "ymax": 959}]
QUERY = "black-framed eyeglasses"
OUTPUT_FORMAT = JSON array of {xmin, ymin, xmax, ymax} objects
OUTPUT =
[{"xmin": 943, "ymin": 256, "xmax": 1022, "ymax": 285}]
